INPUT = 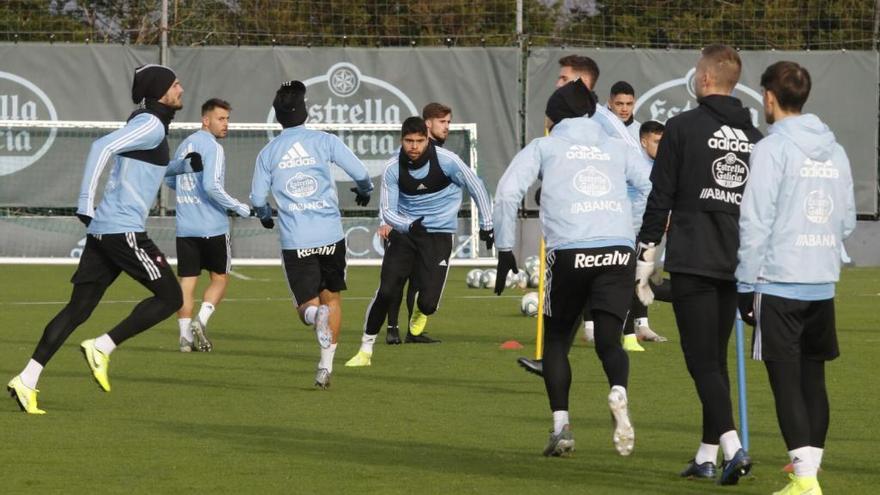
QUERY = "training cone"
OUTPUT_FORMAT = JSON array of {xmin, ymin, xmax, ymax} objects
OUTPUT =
[{"xmin": 500, "ymin": 340, "xmax": 524, "ymax": 350}]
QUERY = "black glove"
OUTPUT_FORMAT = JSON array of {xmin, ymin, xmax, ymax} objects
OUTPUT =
[
  {"xmin": 76, "ymin": 213, "xmax": 92, "ymax": 227},
  {"xmin": 253, "ymin": 204, "xmax": 274, "ymax": 229},
  {"xmin": 409, "ymin": 217, "xmax": 427, "ymax": 235},
  {"xmin": 185, "ymin": 152, "xmax": 203, "ymax": 173},
  {"xmin": 350, "ymin": 187, "xmax": 371, "ymax": 207},
  {"xmin": 494, "ymin": 250, "xmax": 519, "ymax": 295},
  {"xmin": 479, "ymin": 228, "xmax": 494, "ymax": 250},
  {"xmin": 534, "ymin": 187, "xmax": 541, "ymax": 206},
  {"xmin": 738, "ymin": 292, "xmax": 756, "ymax": 326}
]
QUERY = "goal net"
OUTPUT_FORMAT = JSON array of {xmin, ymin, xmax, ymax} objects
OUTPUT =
[{"xmin": 0, "ymin": 120, "xmax": 494, "ymax": 265}]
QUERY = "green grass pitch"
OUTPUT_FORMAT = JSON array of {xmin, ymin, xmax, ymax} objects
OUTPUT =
[{"xmin": 1, "ymin": 265, "xmax": 878, "ymax": 494}]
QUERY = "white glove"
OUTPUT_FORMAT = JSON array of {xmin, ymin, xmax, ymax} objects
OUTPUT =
[
  {"xmin": 650, "ymin": 253, "xmax": 665, "ymax": 285},
  {"xmin": 635, "ymin": 241, "xmax": 657, "ymax": 305}
]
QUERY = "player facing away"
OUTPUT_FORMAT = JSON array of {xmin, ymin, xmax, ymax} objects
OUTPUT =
[
  {"xmin": 494, "ymin": 78, "xmax": 651, "ymax": 457},
  {"xmin": 7, "ymin": 65, "xmax": 202, "ymax": 413},
  {"xmin": 636, "ymin": 44, "xmax": 761, "ymax": 484},
  {"xmin": 736, "ymin": 61, "xmax": 855, "ymax": 495},
  {"xmin": 250, "ymin": 81, "xmax": 373, "ymax": 390},
  {"xmin": 165, "ymin": 98, "xmax": 251, "ymax": 353},
  {"xmin": 380, "ymin": 102, "xmax": 454, "ymax": 345},
  {"xmin": 346, "ymin": 117, "xmax": 494, "ymax": 367}
]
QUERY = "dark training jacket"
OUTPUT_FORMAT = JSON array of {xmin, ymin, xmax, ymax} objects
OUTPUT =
[{"xmin": 638, "ymin": 94, "xmax": 763, "ymax": 280}]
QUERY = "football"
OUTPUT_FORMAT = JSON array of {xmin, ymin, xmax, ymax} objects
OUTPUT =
[
  {"xmin": 480, "ymin": 268, "xmax": 497, "ymax": 288},
  {"xmin": 520, "ymin": 291, "xmax": 539, "ymax": 317},
  {"xmin": 466, "ymin": 268, "xmax": 484, "ymax": 288}
]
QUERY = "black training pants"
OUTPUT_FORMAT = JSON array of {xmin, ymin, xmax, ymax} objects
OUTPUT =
[
  {"xmin": 31, "ymin": 233, "xmax": 182, "ymax": 365},
  {"xmin": 364, "ymin": 230, "xmax": 452, "ymax": 336},
  {"xmin": 670, "ymin": 272, "xmax": 737, "ymax": 445}
]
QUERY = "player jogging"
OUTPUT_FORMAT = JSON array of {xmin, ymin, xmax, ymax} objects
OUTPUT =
[
  {"xmin": 381, "ymin": 102, "xmax": 455, "ymax": 344},
  {"xmin": 346, "ymin": 116, "xmax": 494, "ymax": 367},
  {"xmin": 636, "ymin": 45, "xmax": 760, "ymax": 484},
  {"xmin": 494, "ymin": 78, "xmax": 651, "ymax": 457},
  {"xmin": 250, "ymin": 81, "xmax": 373, "ymax": 389},
  {"xmin": 8, "ymin": 64, "xmax": 200, "ymax": 413},
  {"xmin": 165, "ymin": 98, "xmax": 251, "ymax": 353},
  {"xmin": 736, "ymin": 61, "xmax": 855, "ymax": 495}
]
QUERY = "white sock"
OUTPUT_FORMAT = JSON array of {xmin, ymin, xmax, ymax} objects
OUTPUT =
[
  {"xmin": 789, "ymin": 446, "xmax": 817, "ymax": 477},
  {"xmin": 610, "ymin": 384, "xmax": 627, "ymax": 400},
  {"xmin": 319, "ymin": 343, "xmax": 337, "ymax": 373},
  {"xmin": 552, "ymin": 410, "xmax": 570, "ymax": 435},
  {"xmin": 197, "ymin": 302, "xmax": 215, "ymax": 326},
  {"xmin": 360, "ymin": 333, "xmax": 377, "ymax": 354},
  {"xmin": 303, "ymin": 305, "xmax": 318, "ymax": 325},
  {"xmin": 719, "ymin": 430, "xmax": 743, "ymax": 461},
  {"xmin": 695, "ymin": 443, "xmax": 719, "ymax": 465},
  {"xmin": 94, "ymin": 334, "xmax": 117, "ymax": 355},
  {"xmin": 178, "ymin": 318, "xmax": 193, "ymax": 340},
  {"xmin": 20, "ymin": 359, "xmax": 43, "ymax": 390},
  {"xmin": 811, "ymin": 447, "xmax": 824, "ymax": 469},
  {"xmin": 635, "ymin": 317, "xmax": 648, "ymax": 327}
]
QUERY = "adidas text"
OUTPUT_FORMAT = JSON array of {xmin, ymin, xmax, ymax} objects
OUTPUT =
[{"xmin": 708, "ymin": 126, "xmax": 754, "ymax": 153}]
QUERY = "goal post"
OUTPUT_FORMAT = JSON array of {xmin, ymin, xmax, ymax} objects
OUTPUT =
[{"xmin": 0, "ymin": 120, "xmax": 495, "ymax": 266}]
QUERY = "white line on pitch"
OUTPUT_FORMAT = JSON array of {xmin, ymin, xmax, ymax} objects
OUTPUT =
[{"xmin": 0, "ymin": 294, "xmax": 520, "ymax": 306}]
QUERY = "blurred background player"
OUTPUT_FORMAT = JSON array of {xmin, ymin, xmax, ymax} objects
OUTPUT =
[
  {"xmin": 736, "ymin": 61, "xmax": 855, "ymax": 495},
  {"xmin": 8, "ymin": 65, "xmax": 201, "ymax": 413},
  {"xmin": 381, "ymin": 102, "xmax": 454, "ymax": 344},
  {"xmin": 494, "ymin": 78, "xmax": 651, "ymax": 457},
  {"xmin": 347, "ymin": 117, "xmax": 494, "ymax": 367},
  {"xmin": 636, "ymin": 44, "xmax": 760, "ymax": 484},
  {"xmin": 608, "ymin": 81, "xmax": 641, "ymax": 143},
  {"xmin": 165, "ymin": 98, "xmax": 251, "ymax": 353},
  {"xmin": 250, "ymin": 81, "xmax": 373, "ymax": 389},
  {"xmin": 620, "ymin": 120, "xmax": 669, "ymax": 346}
]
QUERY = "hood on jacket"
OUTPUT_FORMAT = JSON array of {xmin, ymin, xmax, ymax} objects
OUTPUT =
[
  {"xmin": 699, "ymin": 94, "xmax": 754, "ymax": 129},
  {"xmin": 770, "ymin": 113, "xmax": 837, "ymax": 161},
  {"xmin": 549, "ymin": 116, "xmax": 606, "ymax": 145}
]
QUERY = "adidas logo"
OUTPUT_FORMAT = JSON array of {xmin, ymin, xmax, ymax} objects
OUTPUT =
[
  {"xmin": 708, "ymin": 125, "xmax": 754, "ymax": 153},
  {"xmin": 416, "ymin": 183, "xmax": 428, "ymax": 190},
  {"xmin": 279, "ymin": 142, "xmax": 317, "ymax": 168},
  {"xmin": 438, "ymin": 259, "xmax": 448, "ymax": 266},
  {"xmin": 566, "ymin": 144, "xmax": 610, "ymax": 161}
]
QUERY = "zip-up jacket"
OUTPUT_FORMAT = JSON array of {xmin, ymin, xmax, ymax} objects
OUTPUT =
[
  {"xmin": 494, "ymin": 116, "xmax": 651, "ymax": 251},
  {"xmin": 638, "ymin": 95, "xmax": 763, "ymax": 280},
  {"xmin": 735, "ymin": 113, "xmax": 856, "ymax": 299}
]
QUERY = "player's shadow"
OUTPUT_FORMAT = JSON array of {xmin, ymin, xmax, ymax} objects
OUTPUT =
[{"xmin": 146, "ymin": 419, "xmax": 703, "ymax": 494}]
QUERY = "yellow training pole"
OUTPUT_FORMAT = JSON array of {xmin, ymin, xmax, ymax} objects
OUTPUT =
[{"xmin": 534, "ymin": 237, "xmax": 546, "ymax": 360}]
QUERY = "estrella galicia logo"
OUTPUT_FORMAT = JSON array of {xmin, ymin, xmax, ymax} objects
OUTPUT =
[
  {"xmin": 285, "ymin": 172, "xmax": 319, "ymax": 198},
  {"xmin": 0, "ymin": 71, "xmax": 59, "ymax": 176},
  {"xmin": 712, "ymin": 152, "xmax": 749, "ymax": 188},
  {"xmin": 573, "ymin": 166, "xmax": 612, "ymax": 197},
  {"xmin": 267, "ymin": 62, "xmax": 419, "ymax": 180},
  {"xmin": 804, "ymin": 190, "xmax": 834, "ymax": 224},
  {"xmin": 634, "ymin": 68, "xmax": 763, "ymax": 128}
]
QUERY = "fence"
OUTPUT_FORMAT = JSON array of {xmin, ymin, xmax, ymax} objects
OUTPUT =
[{"xmin": 1, "ymin": 1, "xmax": 877, "ymax": 49}]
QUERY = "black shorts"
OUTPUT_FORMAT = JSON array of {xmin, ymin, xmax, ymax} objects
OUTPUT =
[
  {"xmin": 72, "ymin": 232, "xmax": 174, "ymax": 285},
  {"xmin": 545, "ymin": 246, "xmax": 635, "ymax": 322},
  {"xmin": 281, "ymin": 239, "xmax": 347, "ymax": 304},
  {"xmin": 176, "ymin": 234, "xmax": 231, "ymax": 277},
  {"xmin": 752, "ymin": 293, "xmax": 839, "ymax": 362}
]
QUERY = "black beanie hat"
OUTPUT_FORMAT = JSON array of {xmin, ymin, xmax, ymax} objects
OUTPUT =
[
  {"xmin": 545, "ymin": 78, "xmax": 598, "ymax": 126},
  {"xmin": 274, "ymin": 80, "xmax": 308, "ymax": 128},
  {"xmin": 131, "ymin": 64, "xmax": 177, "ymax": 104}
]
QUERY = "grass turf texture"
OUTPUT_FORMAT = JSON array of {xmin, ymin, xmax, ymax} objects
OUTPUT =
[{"xmin": 1, "ymin": 265, "xmax": 878, "ymax": 494}]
